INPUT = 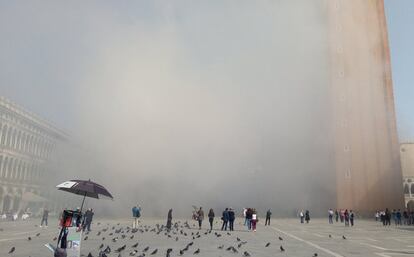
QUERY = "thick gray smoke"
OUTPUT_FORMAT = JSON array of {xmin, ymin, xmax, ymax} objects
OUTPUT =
[{"xmin": 1, "ymin": 1, "xmax": 335, "ymax": 217}]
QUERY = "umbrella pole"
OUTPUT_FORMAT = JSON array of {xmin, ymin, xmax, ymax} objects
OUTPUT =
[{"xmin": 80, "ymin": 193, "xmax": 87, "ymax": 213}]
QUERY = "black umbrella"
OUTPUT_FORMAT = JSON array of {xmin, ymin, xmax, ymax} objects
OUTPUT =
[{"xmin": 56, "ymin": 179, "xmax": 113, "ymax": 212}]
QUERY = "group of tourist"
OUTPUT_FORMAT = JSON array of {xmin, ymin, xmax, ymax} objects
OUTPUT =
[
  {"xmin": 328, "ymin": 209, "xmax": 355, "ymax": 226},
  {"xmin": 243, "ymin": 208, "xmax": 263, "ymax": 231},
  {"xmin": 375, "ymin": 209, "xmax": 414, "ymax": 226}
]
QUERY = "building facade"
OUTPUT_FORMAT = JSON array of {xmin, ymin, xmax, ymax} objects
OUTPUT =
[
  {"xmin": 328, "ymin": 0, "xmax": 404, "ymax": 212},
  {"xmin": 0, "ymin": 96, "xmax": 66, "ymax": 215},
  {"xmin": 401, "ymin": 143, "xmax": 414, "ymax": 209}
]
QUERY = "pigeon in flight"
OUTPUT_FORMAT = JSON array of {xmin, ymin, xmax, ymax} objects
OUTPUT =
[{"xmin": 8, "ymin": 247, "xmax": 15, "ymax": 254}]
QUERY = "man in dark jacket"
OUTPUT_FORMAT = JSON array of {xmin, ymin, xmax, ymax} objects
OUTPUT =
[
  {"xmin": 167, "ymin": 209, "xmax": 173, "ymax": 231},
  {"xmin": 265, "ymin": 209, "xmax": 272, "ymax": 226},
  {"xmin": 83, "ymin": 208, "xmax": 94, "ymax": 232},
  {"xmin": 221, "ymin": 208, "xmax": 229, "ymax": 231},
  {"xmin": 246, "ymin": 208, "xmax": 253, "ymax": 230},
  {"xmin": 228, "ymin": 208, "xmax": 235, "ymax": 231}
]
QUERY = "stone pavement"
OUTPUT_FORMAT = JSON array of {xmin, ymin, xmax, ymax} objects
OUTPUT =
[{"xmin": 1, "ymin": 218, "xmax": 414, "ymax": 257}]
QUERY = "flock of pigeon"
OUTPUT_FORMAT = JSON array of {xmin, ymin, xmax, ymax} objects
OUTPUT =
[{"xmin": 5, "ymin": 221, "xmax": 349, "ymax": 256}]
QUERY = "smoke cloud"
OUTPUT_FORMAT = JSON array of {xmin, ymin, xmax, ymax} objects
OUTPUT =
[{"xmin": 1, "ymin": 1, "xmax": 335, "ymax": 217}]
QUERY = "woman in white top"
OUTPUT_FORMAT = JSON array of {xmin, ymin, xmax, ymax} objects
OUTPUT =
[{"xmin": 251, "ymin": 209, "xmax": 258, "ymax": 232}]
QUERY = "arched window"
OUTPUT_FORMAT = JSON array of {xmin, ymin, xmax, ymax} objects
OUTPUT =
[
  {"xmin": 22, "ymin": 133, "xmax": 27, "ymax": 152},
  {"xmin": 7, "ymin": 158, "xmax": 13, "ymax": 178},
  {"xmin": 17, "ymin": 161, "xmax": 22, "ymax": 180},
  {"xmin": 16, "ymin": 130, "xmax": 21, "ymax": 150},
  {"xmin": 11, "ymin": 129, "xmax": 16, "ymax": 148},
  {"xmin": 6, "ymin": 127, "xmax": 12, "ymax": 147},
  {"xmin": 25, "ymin": 135, "xmax": 30, "ymax": 153},
  {"xmin": 2, "ymin": 157, "xmax": 8, "ymax": 177},
  {"xmin": 13, "ymin": 159, "xmax": 19, "ymax": 180},
  {"xmin": 1, "ymin": 125, "xmax": 7, "ymax": 145},
  {"xmin": 21, "ymin": 163, "xmax": 25, "ymax": 180},
  {"xmin": 404, "ymin": 184, "xmax": 410, "ymax": 194}
]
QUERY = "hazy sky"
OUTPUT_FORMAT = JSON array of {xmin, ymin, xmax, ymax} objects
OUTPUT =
[
  {"xmin": 0, "ymin": 1, "xmax": 412, "ymax": 142},
  {"xmin": 385, "ymin": 0, "xmax": 414, "ymax": 143}
]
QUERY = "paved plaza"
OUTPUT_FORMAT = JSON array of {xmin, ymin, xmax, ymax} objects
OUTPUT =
[{"xmin": 1, "ymin": 218, "xmax": 414, "ymax": 257}]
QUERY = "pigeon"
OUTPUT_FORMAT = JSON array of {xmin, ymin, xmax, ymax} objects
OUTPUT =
[
  {"xmin": 342, "ymin": 235, "xmax": 346, "ymax": 240},
  {"xmin": 53, "ymin": 237, "xmax": 57, "ymax": 241},
  {"xmin": 166, "ymin": 248, "xmax": 173, "ymax": 257},
  {"xmin": 179, "ymin": 250, "xmax": 184, "ymax": 255},
  {"xmin": 143, "ymin": 246, "xmax": 150, "ymax": 252},
  {"xmin": 313, "ymin": 253, "xmax": 318, "ymax": 257},
  {"xmin": 8, "ymin": 247, "xmax": 15, "ymax": 254},
  {"xmin": 278, "ymin": 236, "xmax": 283, "ymax": 241},
  {"xmin": 150, "ymin": 249, "xmax": 158, "ymax": 255},
  {"xmin": 193, "ymin": 249, "xmax": 200, "ymax": 254},
  {"xmin": 116, "ymin": 245, "xmax": 126, "ymax": 253},
  {"xmin": 99, "ymin": 243, "xmax": 104, "ymax": 249},
  {"xmin": 329, "ymin": 235, "xmax": 332, "ymax": 238},
  {"xmin": 99, "ymin": 252, "xmax": 108, "ymax": 257},
  {"xmin": 280, "ymin": 246, "xmax": 285, "ymax": 252},
  {"xmin": 36, "ymin": 233, "xmax": 40, "ymax": 237},
  {"xmin": 132, "ymin": 243, "xmax": 139, "ymax": 248},
  {"xmin": 265, "ymin": 242, "xmax": 270, "ymax": 247},
  {"xmin": 237, "ymin": 237, "xmax": 241, "ymax": 241},
  {"xmin": 28, "ymin": 237, "xmax": 31, "ymax": 241},
  {"xmin": 84, "ymin": 236, "xmax": 88, "ymax": 240},
  {"xmin": 218, "ymin": 245, "xmax": 224, "ymax": 249},
  {"xmin": 87, "ymin": 253, "xmax": 93, "ymax": 257},
  {"xmin": 104, "ymin": 246, "xmax": 111, "ymax": 254},
  {"xmin": 243, "ymin": 251, "xmax": 251, "ymax": 257}
]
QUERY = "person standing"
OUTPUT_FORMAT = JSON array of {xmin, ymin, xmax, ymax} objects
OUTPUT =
[
  {"xmin": 328, "ymin": 209, "xmax": 334, "ymax": 224},
  {"xmin": 344, "ymin": 209, "xmax": 349, "ymax": 226},
  {"xmin": 246, "ymin": 208, "xmax": 253, "ymax": 230},
  {"xmin": 299, "ymin": 210, "xmax": 304, "ymax": 224},
  {"xmin": 228, "ymin": 208, "xmax": 235, "ymax": 231},
  {"xmin": 197, "ymin": 207, "xmax": 204, "ymax": 229},
  {"xmin": 243, "ymin": 208, "xmax": 248, "ymax": 226},
  {"xmin": 340, "ymin": 209, "xmax": 345, "ymax": 223},
  {"xmin": 40, "ymin": 207, "xmax": 49, "ymax": 228},
  {"xmin": 208, "ymin": 209, "xmax": 215, "ymax": 230},
  {"xmin": 305, "ymin": 210, "xmax": 310, "ymax": 224},
  {"xmin": 83, "ymin": 208, "xmax": 94, "ymax": 232},
  {"xmin": 166, "ymin": 209, "xmax": 173, "ymax": 231},
  {"xmin": 221, "ymin": 208, "xmax": 229, "ymax": 231},
  {"xmin": 335, "ymin": 209, "xmax": 339, "ymax": 222},
  {"xmin": 131, "ymin": 204, "xmax": 141, "ymax": 229},
  {"xmin": 385, "ymin": 208, "xmax": 391, "ymax": 226},
  {"xmin": 397, "ymin": 209, "xmax": 402, "ymax": 226},
  {"xmin": 265, "ymin": 209, "xmax": 272, "ymax": 226},
  {"xmin": 349, "ymin": 210, "xmax": 355, "ymax": 226},
  {"xmin": 251, "ymin": 209, "xmax": 258, "ymax": 232}
]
